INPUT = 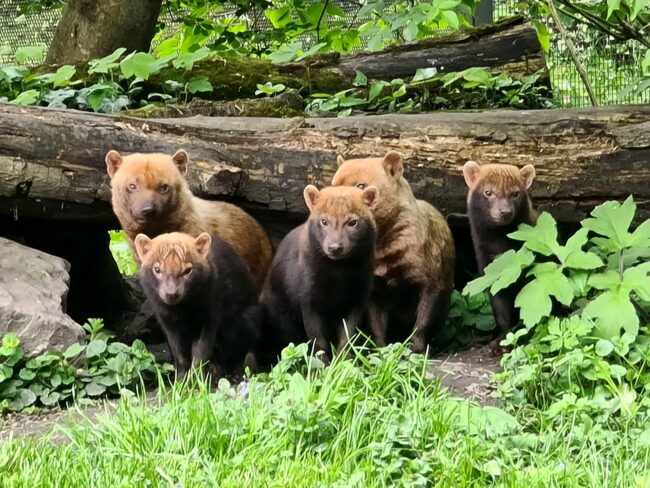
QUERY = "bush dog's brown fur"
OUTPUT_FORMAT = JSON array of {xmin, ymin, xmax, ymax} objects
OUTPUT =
[
  {"xmin": 332, "ymin": 151, "xmax": 455, "ymax": 354},
  {"xmin": 463, "ymin": 161, "xmax": 537, "ymax": 339},
  {"xmin": 135, "ymin": 231, "xmax": 260, "ymax": 377},
  {"xmin": 105, "ymin": 149, "xmax": 272, "ymax": 289},
  {"xmin": 260, "ymin": 185, "xmax": 379, "ymax": 363}
]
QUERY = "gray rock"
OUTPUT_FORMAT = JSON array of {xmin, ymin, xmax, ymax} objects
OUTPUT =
[{"xmin": 0, "ymin": 237, "xmax": 85, "ymax": 357}]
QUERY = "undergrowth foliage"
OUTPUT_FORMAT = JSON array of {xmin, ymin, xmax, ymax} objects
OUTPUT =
[
  {"xmin": 463, "ymin": 197, "xmax": 650, "ymax": 429},
  {"xmin": 0, "ymin": 319, "xmax": 170, "ymax": 412}
]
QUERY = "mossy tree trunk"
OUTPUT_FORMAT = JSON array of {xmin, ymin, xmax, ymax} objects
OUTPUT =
[{"xmin": 46, "ymin": 0, "xmax": 163, "ymax": 64}]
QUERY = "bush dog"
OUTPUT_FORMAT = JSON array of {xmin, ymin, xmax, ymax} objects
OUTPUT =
[
  {"xmin": 106, "ymin": 149, "xmax": 272, "ymax": 289},
  {"xmin": 332, "ymin": 151, "xmax": 455, "ymax": 354},
  {"xmin": 260, "ymin": 185, "xmax": 379, "ymax": 362},
  {"xmin": 135, "ymin": 231, "xmax": 260, "ymax": 376}
]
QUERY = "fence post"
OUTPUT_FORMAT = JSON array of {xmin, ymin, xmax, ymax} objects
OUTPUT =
[{"xmin": 473, "ymin": 0, "xmax": 494, "ymax": 25}]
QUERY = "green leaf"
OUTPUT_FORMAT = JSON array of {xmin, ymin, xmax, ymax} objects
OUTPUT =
[
  {"xmin": 172, "ymin": 47, "xmax": 210, "ymax": 71},
  {"xmin": 265, "ymin": 6, "xmax": 292, "ymax": 28},
  {"xmin": 628, "ymin": 219, "xmax": 650, "ymax": 247},
  {"xmin": 85, "ymin": 382, "xmax": 107, "ymax": 397},
  {"xmin": 86, "ymin": 339, "xmax": 107, "ymax": 358},
  {"xmin": 326, "ymin": 3, "xmax": 345, "ymax": 17},
  {"xmin": 463, "ymin": 249, "xmax": 534, "ymax": 297},
  {"xmin": 509, "ymin": 212, "xmax": 560, "ymax": 256},
  {"xmin": 18, "ymin": 369, "xmax": 36, "ymax": 381},
  {"xmin": 267, "ymin": 43, "xmax": 301, "ymax": 64},
  {"xmin": 411, "ymin": 67, "xmax": 437, "ymax": 83},
  {"xmin": 588, "ymin": 270, "xmax": 622, "ymax": 290},
  {"xmin": 516, "ymin": 266, "xmax": 573, "ymax": 326},
  {"xmin": 2, "ymin": 333, "xmax": 20, "ymax": 349},
  {"xmin": 88, "ymin": 47, "xmax": 126, "ymax": 74},
  {"xmin": 368, "ymin": 81, "xmax": 389, "ymax": 102},
  {"xmin": 622, "ymin": 262, "xmax": 650, "ymax": 301},
  {"xmin": 583, "ymin": 197, "xmax": 636, "ymax": 251},
  {"xmin": 51, "ymin": 65, "xmax": 76, "ymax": 88},
  {"xmin": 583, "ymin": 289, "xmax": 638, "ymax": 340},
  {"xmin": 631, "ymin": 0, "xmax": 650, "ymax": 20},
  {"xmin": 563, "ymin": 251, "xmax": 604, "ymax": 270},
  {"xmin": 10, "ymin": 389, "xmax": 36, "ymax": 410},
  {"xmin": 595, "ymin": 339, "xmax": 614, "ymax": 356},
  {"xmin": 187, "ymin": 76, "xmax": 213, "ymax": 94},
  {"xmin": 40, "ymin": 391, "xmax": 61, "ymax": 406},
  {"xmin": 120, "ymin": 52, "xmax": 156, "ymax": 80},
  {"xmin": 440, "ymin": 10, "xmax": 459, "ymax": 30},
  {"xmin": 606, "ymin": 0, "xmax": 621, "ymax": 18},
  {"xmin": 63, "ymin": 343, "xmax": 85, "ymax": 359},
  {"xmin": 533, "ymin": 20, "xmax": 550, "ymax": 53},
  {"xmin": 404, "ymin": 21, "xmax": 419, "ymax": 41},
  {"xmin": 9, "ymin": 89, "xmax": 39, "ymax": 105},
  {"xmin": 353, "ymin": 70, "xmax": 368, "ymax": 87},
  {"xmin": 14, "ymin": 45, "xmax": 45, "ymax": 64}
]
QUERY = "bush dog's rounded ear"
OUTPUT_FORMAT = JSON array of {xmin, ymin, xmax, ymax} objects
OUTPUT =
[
  {"xmin": 336, "ymin": 155, "xmax": 345, "ymax": 167},
  {"xmin": 172, "ymin": 149, "xmax": 189, "ymax": 175},
  {"xmin": 382, "ymin": 151, "xmax": 404, "ymax": 180},
  {"xmin": 303, "ymin": 185, "xmax": 320, "ymax": 212},
  {"xmin": 194, "ymin": 232, "xmax": 212, "ymax": 259},
  {"xmin": 519, "ymin": 164, "xmax": 536, "ymax": 189},
  {"xmin": 105, "ymin": 150, "xmax": 123, "ymax": 179},
  {"xmin": 134, "ymin": 234, "xmax": 152, "ymax": 261},
  {"xmin": 462, "ymin": 161, "xmax": 481, "ymax": 188},
  {"xmin": 361, "ymin": 186, "xmax": 379, "ymax": 210}
]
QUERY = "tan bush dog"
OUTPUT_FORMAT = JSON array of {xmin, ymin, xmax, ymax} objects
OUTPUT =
[
  {"xmin": 134, "ymin": 231, "xmax": 261, "ymax": 377},
  {"xmin": 462, "ymin": 161, "xmax": 537, "ymax": 340},
  {"xmin": 260, "ymin": 185, "xmax": 379, "ymax": 362},
  {"xmin": 331, "ymin": 151, "xmax": 455, "ymax": 354},
  {"xmin": 105, "ymin": 149, "xmax": 272, "ymax": 289}
]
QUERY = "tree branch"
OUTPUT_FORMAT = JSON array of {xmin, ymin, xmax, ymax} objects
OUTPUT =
[{"xmin": 545, "ymin": 0, "xmax": 599, "ymax": 107}]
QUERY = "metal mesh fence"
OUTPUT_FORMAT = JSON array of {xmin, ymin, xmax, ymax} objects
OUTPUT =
[{"xmin": 1, "ymin": 0, "xmax": 648, "ymax": 107}]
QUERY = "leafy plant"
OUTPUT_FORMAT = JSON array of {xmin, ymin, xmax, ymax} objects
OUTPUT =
[
  {"xmin": 0, "ymin": 319, "xmax": 169, "ymax": 412},
  {"xmin": 463, "ymin": 197, "xmax": 650, "ymax": 426},
  {"xmin": 108, "ymin": 230, "xmax": 138, "ymax": 276}
]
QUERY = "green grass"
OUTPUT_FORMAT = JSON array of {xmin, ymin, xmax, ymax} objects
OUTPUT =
[{"xmin": 1, "ymin": 342, "xmax": 649, "ymax": 487}]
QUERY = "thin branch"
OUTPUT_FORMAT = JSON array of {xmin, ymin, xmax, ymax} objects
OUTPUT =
[
  {"xmin": 614, "ymin": 11, "xmax": 650, "ymax": 49},
  {"xmin": 316, "ymin": 0, "xmax": 330, "ymax": 44},
  {"xmin": 545, "ymin": 0, "xmax": 599, "ymax": 107}
]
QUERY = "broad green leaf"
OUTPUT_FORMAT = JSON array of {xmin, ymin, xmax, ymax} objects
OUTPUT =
[
  {"xmin": 516, "ymin": 266, "xmax": 573, "ymax": 326},
  {"xmin": 595, "ymin": 339, "xmax": 614, "ymax": 356},
  {"xmin": 10, "ymin": 389, "xmax": 36, "ymax": 410},
  {"xmin": 14, "ymin": 45, "xmax": 45, "ymax": 64},
  {"xmin": 52, "ymin": 65, "xmax": 76, "ymax": 88},
  {"xmin": 85, "ymin": 382, "xmax": 107, "ymax": 397},
  {"xmin": 337, "ymin": 108, "xmax": 353, "ymax": 118},
  {"xmin": 63, "ymin": 343, "xmax": 85, "ymax": 359},
  {"xmin": 440, "ymin": 10, "xmax": 459, "ymax": 30},
  {"xmin": 368, "ymin": 80, "xmax": 389, "ymax": 102},
  {"xmin": 563, "ymin": 251, "xmax": 604, "ymax": 270},
  {"xmin": 463, "ymin": 249, "xmax": 533, "ymax": 297},
  {"xmin": 404, "ymin": 21, "xmax": 419, "ymax": 41},
  {"xmin": 88, "ymin": 47, "xmax": 126, "ymax": 74},
  {"xmin": 588, "ymin": 270, "xmax": 622, "ymax": 290},
  {"xmin": 9, "ymin": 89, "xmax": 39, "ymax": 105},
  {"xmin": 86, "ymin": 339, "xmax": 107, "ymax": 358},
  {"xmin": 40, "ymin": 391, "xmax": 61, "ymax": 406},
  {"xmin": 631, "ymin": 0, "xmax": 650, "ymax": 20},
  {"xmin": 628, "ymin": 219, "xmax": 650, "ymax": 247},
  {"xmin": 18, "ymin": 369, "xmax": 36, "ymax": 381},
  {"xmin": 187, "ymin": 76, "xmax": 213, "ymax": 94},
  {"xmin": 296, "ymin": 42, "xmax": 328, "ymax": 61},
  {"xmin": 172, "ymin": 47, "xmax": 210, "ymax": 71},
  {"xmin": 562, "ymin": 228, "xmax": 589, "ymax": 257},
  {"xmin": 509, "ymin": 212, "xmax": 561, "ymax": 256},
  {"xmin": 120, "ymin": 52, "xmax": 155, "ymax": 80},
  {"xmin": 622, "ymin": 262, "xmax": 650, "ymax": 301},
  {"xmin": 607, "ymin": 0, "xmax": 621, "ymax": 18},
  {"xmin": 583, "ymin": 288, "xmax": 638, "ymax": 340},
  {"xmin": 353, "ymin": 70, "xmax": 368, "ymax": 87},
  {"xmin": 326, "ymin": 3, "xmax": 345, "ymax": 17},
  {"xmin": 2, "ymin": 333, "xmax": 20, "ymax": 349},
  {"xmin": 583, "ymin": 197, "xmax": 636, "ymax": 250},
  {"xmin": 267, "ymin": 43, "xmax": 301, "ymax": 64},
  {"xmin": 411, "ymin": 67, "xmax": 438, "ymax": 83},
  {"xmin": 265, "ymin": 6, "xmax": 292, "ymax": 28}
]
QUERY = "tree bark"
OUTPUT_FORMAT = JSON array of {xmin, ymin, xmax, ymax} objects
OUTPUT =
[
  {"xmin": 1, "ymin": 104, "xmax": 649, "ymax": 225},
  {"xmin": 46, "ymin": 0, "xmax": 163, "ymax": 64}
]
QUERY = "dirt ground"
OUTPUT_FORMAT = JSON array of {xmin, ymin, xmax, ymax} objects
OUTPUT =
[{"xmin": 0, "ymin": 346, "xmax": 502, "ymax": 442}]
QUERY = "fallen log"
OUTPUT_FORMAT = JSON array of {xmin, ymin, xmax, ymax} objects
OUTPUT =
[
  {"xmin": 144, "ymin": 16, "xmax": 545, "ymax": 102},
  {"xmin": 1, "ymin": 103, "xmax": 649, "ymax": 225}
]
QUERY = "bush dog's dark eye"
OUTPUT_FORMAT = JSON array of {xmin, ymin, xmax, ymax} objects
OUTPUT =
[
  {"xmin": 484, "ymin": 190, "xmax": 493, "ymax": 197},
  {"xmin": 128, "ymin": 183, "xmax": 137, "ymax": 191},
  {"xmin": 182, "ymin": 267, "xmax": 192, "ymax": 276},
  {"xmin": 511, "ymin": 191, "xmax": 520, "ymax": 198},
  {"xmin": 356, "ymin": 183, "xmax": 366, "ymax": 190},
  {"xmin": 348, "ymin": 219, "xmax": 358, "ymax": 227},
  {"xmin": 159, "ymin": 184, "xmax": 170, "ymax": 193},
  {"xmin": 154, "ymin": 266, "xmax": 161, "ymax": 274},
  {"xmin": 320, "ymin": 218, "xmax": 329, "ymax": 227}
]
